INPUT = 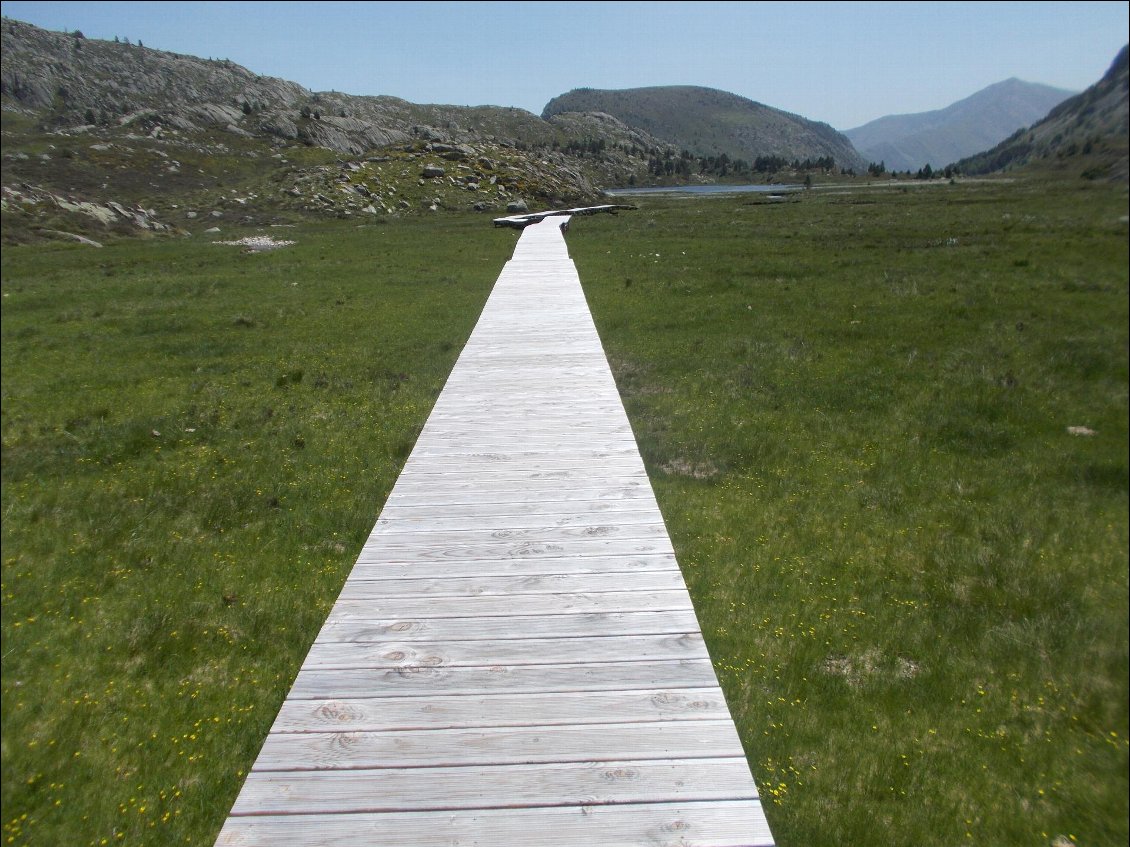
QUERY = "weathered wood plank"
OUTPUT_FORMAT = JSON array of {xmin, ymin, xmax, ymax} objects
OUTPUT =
[
  {"xmin": 343, "ymin": 554, "xmax": 681, "ymax": 581},
  {"xmin": 287, "ymin": 659, "xmax": 723, "ymax": 700},
  {"xmin": 377, "ymin": 485, "xmax": 656, "ymax": 508},
  {"xmin": 216, "ymin": 800, "xmax": 774, "ymax": 847},
  {"xmin": 398, "ymin": 460, "xmax": 650, "ymax": 478},
  {"xmin": 391, "ymin": 474, "xmax": 654, "ymax": 494},
  {"xmin": 322, "ymin": 590, "xmax": 691, "ymax": 620},
  {"xmin": 268, "ymin": 688, "xmax": 734, "ymax": 733},
  {"xmin": 402, "ymin": 451, "xmax": 644, "ymax": 466},
  {"xmin": 402, "ymin": 447, "xmax": 645, "ymax": 462},
  {"xmin": 315, "ymin": 609, "xmax": 703, "ymax": 643},
  {"xmin": 303, "ymin": 633, "xmax": 708, "ymax": 669},
  {"xmin": 353, "ymin": 537, "xmax": 676, "ymax": 564},
  {"xmin": 387, "ymin": 480, "xmax": 656, "ymax": 499},
  {"xmin": 370, "ymin": 506, "xmax": 666, "ymax": 532},
  {"xmin": 362, "ymin": 523, "xmax": 671, "ymax": 550},
  {"xmin": 373, "ymin": 499, "xmax": 665, "ymax": 521},
  {"xmin": 231, "ymin": 757, "xmax": 757, "ymax": 815},
  {"xmin": 250, "ymin": 719, "xmax": 747, "ymax": 771},
  {"xmin": 419, "ymin": 403, "xmax": 629, "ymax": 416},
  {"xmin": 402, "ymin": 438, "xmax": 642, "ymax": 452},
  {"xmin": 354, "ymin": 538, "xmax": 673, "ymax": 565},
  {"xmin": 336, "ymin": 570, "xmax": 687, "ymax": 599}
]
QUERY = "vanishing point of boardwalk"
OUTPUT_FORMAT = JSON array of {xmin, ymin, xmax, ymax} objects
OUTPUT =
[{"xmin": 215, "ymin": 215, "xmax": 775, "ymax": 846}]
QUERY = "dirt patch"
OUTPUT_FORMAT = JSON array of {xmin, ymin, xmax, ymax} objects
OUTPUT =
[
  {"xmin": 661, "ymin": 458, "xmax": 719, "ymax": 479},
  {"xmin": 821, "ymin": 649, "xmax": 921, "ymax": 686}
]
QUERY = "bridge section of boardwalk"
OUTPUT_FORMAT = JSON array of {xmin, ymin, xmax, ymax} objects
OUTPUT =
[{"xmin": 215, "ymin": 218, "xmax": 776, "ymax": 846}]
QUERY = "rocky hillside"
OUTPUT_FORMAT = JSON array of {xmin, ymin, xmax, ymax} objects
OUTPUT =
[
  {"xmin": 954, "ymin": 45, "xmax": 1129, "ymax": 181},
  {"xmin": 1, "ymin": 17, "xmax": 663, "ymax": 161},
  {"xmin": 845, "ymin": 78, "xmax": 1076, "ymax": 173},
  {"xmin": 1, "ymin": 18, "xmax": 683, "ymax": 242},
  {"xmin": 543, "ymin": 85, "xmax": 867, "ymax": 172}
]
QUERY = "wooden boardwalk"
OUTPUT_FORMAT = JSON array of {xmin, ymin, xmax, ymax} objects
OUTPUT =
[{"xmin": 215, "ymin": 218, "xmax": 775, "ymax": 846}]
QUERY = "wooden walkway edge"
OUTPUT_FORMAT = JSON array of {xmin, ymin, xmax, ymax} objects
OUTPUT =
[{"xmin": 214, "ymin": 218, "xmax": 776, "ymax": 846}]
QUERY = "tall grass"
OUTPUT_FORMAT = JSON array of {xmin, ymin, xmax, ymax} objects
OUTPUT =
[
  {"xmin": 569, "ymin": 178, "xmax": 1128, "ymax": 845},
  {"xmin": 1, "ymin": 215, "xmax": 514, "ymax": 845}
]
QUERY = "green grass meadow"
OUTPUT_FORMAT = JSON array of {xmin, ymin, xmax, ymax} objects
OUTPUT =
[
  {"xmin": 570, "ymin": 179, "xmax": 1129, "ymax": 846},
  {"xmin": 1, "ymin": 217, "xmax": 516, "ymax": 845},
  {"xmin": 2, "ymin": 178, "xmax": 1128, "ymax": 846}
]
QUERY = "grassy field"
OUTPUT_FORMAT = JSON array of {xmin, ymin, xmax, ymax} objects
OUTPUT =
[
  {"xmin": 570, "ymin": 178, "xmax": 1129, "ymax": 846},
  {"xmin": 2, "ymin": 177, "xmax": 1127, "ymax": 846},
  {"xmin": 0, "ymin": 216, "xmax": 516, "ymax": 845}
]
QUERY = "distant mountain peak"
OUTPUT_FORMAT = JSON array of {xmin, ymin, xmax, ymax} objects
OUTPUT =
[
  {"xmin": 845, "ymin": 79, "xmax": 1077, "ymax": 172},
  {"xmin": 955, "ymin": 44, "xmax": 1129, "ymax": 181}
]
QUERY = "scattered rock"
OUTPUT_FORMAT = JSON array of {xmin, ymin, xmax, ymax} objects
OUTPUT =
[
  {"xmin": 506, "ymin": 199, "xmax": 529, "ymax": 213},
  {"xmin": 212, "ymin": 235, "xmax": 296, "ymax": 251},
  {"xmin": 261, "ymin": 115, "xmax": 299, "ymax": 139},
  {"xmin": 192, "ymin": 103, "xmax": 244, "ymax": 126},
  {"xmin": 1067, "ymin": 426, "xmax": 1097, "ymax": 436},
  {"xmin": 428, "ymin": 143, "xmax": 474, "ymax": 157},
  {"xmin": 3, "ymin": 183, "xmax": 178, "ymax": 233},
  {"xmin": 54, "ymin": 196, "xmax": 117, "ymax": 225},
  {"xmin": 41, "ymin": 229, "xmax": 103, "ymax": 247},
  {"xmin": 421, "ymin": 164, "xmax": 445, "ymax": 178}
]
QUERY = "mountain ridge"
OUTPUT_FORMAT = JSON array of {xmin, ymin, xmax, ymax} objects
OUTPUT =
[
  {"xmin": 542, "ymin": 85, "xmax": 867, "ymax": 172},
  {"xmin": 845, "ymin": 78, "xmax": 1077, "ymax": 172},
  {"xmin": 0, "ymin": 18, "xmax": 688, "ymax": 241},
  {"xmin": 3, "ymin": 18, "xmax": 1126, "ymax": 247},
  {"xmin": 954, "ymin": 44, "xmax": 1129, "ymax": 180},
  {"xmin": 0, "ymin": 17, "xmax": 638, "ymax": 159}
]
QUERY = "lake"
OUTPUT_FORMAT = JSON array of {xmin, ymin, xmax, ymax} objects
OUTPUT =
[{"xmin": 602, "ymin": 183, "xmax": 803, "ymax": 197}]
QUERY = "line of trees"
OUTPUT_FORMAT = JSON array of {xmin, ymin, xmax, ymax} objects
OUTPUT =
[
  {"xmin": 867, "ymin": 160, "xmax": 960, "ymax": 180},
  {"xmin": 645, "ymin": 150, "xmax": 843, "ymax": 178},
  {"xmin": 562, "ymin": 137, "xmax": 608, "ymax": 155}
]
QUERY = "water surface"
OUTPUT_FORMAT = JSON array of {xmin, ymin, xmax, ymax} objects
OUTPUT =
[{"xmin": 603, "ymin": 183, "xmax": 802, "ymax": 197}]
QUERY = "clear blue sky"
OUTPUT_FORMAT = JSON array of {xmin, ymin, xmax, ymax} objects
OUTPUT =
[{"xmin": 2, "ymin": 1, "xmax": 1127, "ymax": 129}]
